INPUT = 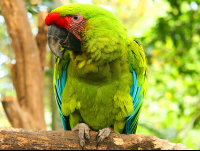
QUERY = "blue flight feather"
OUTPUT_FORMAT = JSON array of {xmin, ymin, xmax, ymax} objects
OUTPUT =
[
  {"xmin": 124, "ymin": 70, "xmax": 144, "ymax": 134},
  {"xmin": 55, "ymin": 64, "xmax": 71, "ymax": 130}
]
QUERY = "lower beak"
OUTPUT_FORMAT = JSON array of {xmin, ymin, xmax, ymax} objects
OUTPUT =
[{"xmin": 47, "ymin": 25, "xmax": 81, "ymax": 59}]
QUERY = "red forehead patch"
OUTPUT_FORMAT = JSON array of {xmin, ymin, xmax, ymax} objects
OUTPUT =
[{"xmin": 45, "ymin": 12, "xmax": 70, "ymax": 29}]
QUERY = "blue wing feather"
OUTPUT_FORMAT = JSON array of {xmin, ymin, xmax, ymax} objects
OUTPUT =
[
  {"xmin": 125, "ymin": 70, "xmax": 144, "ymax": 134},
  {"xmin": 55, "ymin": 64, "xmax": 71, "ymax": 130}
]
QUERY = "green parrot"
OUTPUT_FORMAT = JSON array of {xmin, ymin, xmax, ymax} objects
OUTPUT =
[{"xmin": 45, "ymin": 3, "xmax": 147, "ymax": 148}]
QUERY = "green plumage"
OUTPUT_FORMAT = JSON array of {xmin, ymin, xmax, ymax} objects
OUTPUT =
[{"xmin": 52, "ymin": 4, "xmax": 147, "ymax": 133}]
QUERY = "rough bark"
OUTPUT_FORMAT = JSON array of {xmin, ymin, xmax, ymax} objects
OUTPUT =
[
  {"xmin": 0, "ymin": 0, "xmax": 46, "ymax": 130},
  {"xmin": 0, "ymin": 127, "xmax": 191, "ymax": 150}
]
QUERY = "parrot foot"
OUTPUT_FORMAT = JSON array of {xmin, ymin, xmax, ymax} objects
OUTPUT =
[
  {"xmin": 72, "ymin": 123, "xmax": 90, "ymax": 149},
  {"xmin": 96, "ymin": 127, "xmax": 113, "ymax": 147}
]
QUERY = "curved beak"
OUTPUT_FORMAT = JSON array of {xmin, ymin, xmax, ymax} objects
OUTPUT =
[{"xmin": 47, "ymin": 25, "xmax": 81, "ymax": 59}]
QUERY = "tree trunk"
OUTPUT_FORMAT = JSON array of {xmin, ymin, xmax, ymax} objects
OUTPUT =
[
  {"xmin": 0, "ymin": 0, "xmax": 47, "ymax": 130},
  {"xmin": 0, "ymin": 127, "xmax": 191, "ymax": 150}
]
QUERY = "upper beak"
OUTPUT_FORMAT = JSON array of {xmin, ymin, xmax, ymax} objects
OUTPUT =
[{"xmin": 47, "ymin": 25, "xmax": 81, "ymax": 59}]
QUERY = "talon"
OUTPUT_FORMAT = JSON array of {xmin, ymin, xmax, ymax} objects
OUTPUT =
[
  {"xmin": 72, "ymin": 123, "xmax": 90, "ymax": 149},
  {"xmin": 86, "ymin": 136, "xmax": 90, "ymax": 142},
  {"xmin": 96, "ymin": 137, "xmax": 102, "ymax": 148},
  {"xmin": 95, "ymin": 128, "xmax": 112, "ymax": 147},
  {"xmin": 96, "ymin": 131, "xmax": 100, "ymax": 140},
  {"xmin": 81, "ymin": 141, "xmax": 84, "ymax": 150}
]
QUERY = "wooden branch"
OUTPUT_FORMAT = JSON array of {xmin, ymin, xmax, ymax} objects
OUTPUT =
[
  {"xmin": 0, "ymin": 127, "xmax": 191, "ymax": 150},
  {"xmin": 1, "ymin": 97, "xmax": 23, "ymax": 128}
]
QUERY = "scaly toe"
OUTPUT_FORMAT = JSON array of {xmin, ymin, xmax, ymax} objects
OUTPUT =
[
  {"xmin": 96, "ymin": 128, "xmax": 112, "ymax": 147},
  {"xmin": 72, "ymin": 123, "xmax": 90, "ymax": 149}
]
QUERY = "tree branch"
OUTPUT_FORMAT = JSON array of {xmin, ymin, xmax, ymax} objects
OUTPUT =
[
  {"xmin": 0, "ymin": 127, "xmax": 191, "ymax": 150},
  {"xmin": 1, "ymin": 97, "xmax": 34, "ymax": 130}
]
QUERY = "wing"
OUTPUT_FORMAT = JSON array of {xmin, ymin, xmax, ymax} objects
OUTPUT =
[
  {"xmin": 124, "ymin": 40, "xmax": 147, "ymax": 134},
  {"xmin": 53, "ymin": 53, "xmax": 71, "ymax": 130}
]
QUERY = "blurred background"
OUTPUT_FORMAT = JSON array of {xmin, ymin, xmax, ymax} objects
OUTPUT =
[{"xmin": 0, "ymin": 0, "xmax": 199, "ymax": 149}]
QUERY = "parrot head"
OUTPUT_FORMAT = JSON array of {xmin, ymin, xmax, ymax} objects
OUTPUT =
[
  {"xmin": 45, "ymin": 6, "xmax": 85, "ymax": 59},
  {"xmin": 45, "ymin": 3, "xmax": 127, "ymax": 63}
]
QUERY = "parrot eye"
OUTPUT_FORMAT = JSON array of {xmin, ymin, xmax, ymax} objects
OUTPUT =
[
  {"xmin": 73, "ymin": 15, "xmax": 79, "ymax": 21},
  {"xmin": 71, "ymin": 14, "xmax": 83, "ymax": 23}
]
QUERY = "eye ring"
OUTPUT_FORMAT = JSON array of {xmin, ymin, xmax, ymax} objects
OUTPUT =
[{"xmin": 73, "ymin": 15, "xmax": 79, "ymax": 21}]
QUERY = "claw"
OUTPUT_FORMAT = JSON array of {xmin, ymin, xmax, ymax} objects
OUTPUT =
[
  {"xmin": 72, "ymin": 123, "xmax": 90, "ymax": 150},
  {"xmin": 86, "ymin": 136, "xmax": 90, "ymax": 142},
  {"xmin": 96, "ymin": 131, "xmax": 100, "ymax": 140},
  {"xmin": 81, "ymin": 141, "xmax": 84, "ymax": 150},
  {"xmin": 96, "ymin": 128, "xmax": 112, "ymax": 148},
  {"xmin": 96, "ymin": 137, "xmax": 102, "ymax": 148},
  {"xmin": 79, "ymin": 139, "xmax": 85, "ymax": 150}
]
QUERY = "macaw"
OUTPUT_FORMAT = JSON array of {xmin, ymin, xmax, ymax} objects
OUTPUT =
[{"xmin": 45, "ymin": 3, "xmax": 147, "ymax": 148}]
